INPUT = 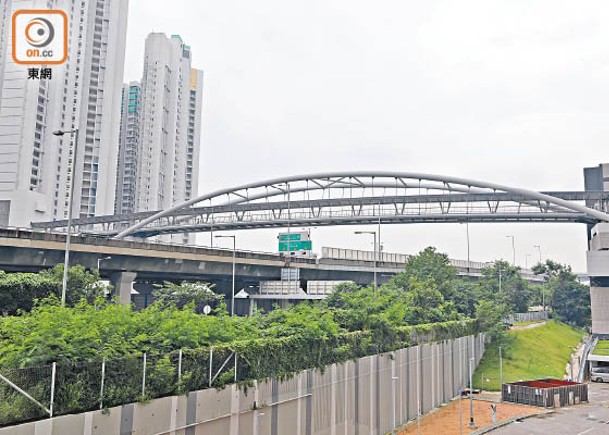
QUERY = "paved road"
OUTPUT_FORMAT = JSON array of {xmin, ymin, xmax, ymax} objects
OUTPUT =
[{"xmin": 492, "ymin": 383, "xmax": 609, "ymax": 434}]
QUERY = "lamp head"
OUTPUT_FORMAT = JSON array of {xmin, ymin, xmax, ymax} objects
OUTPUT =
[{"xmin": 52, "ymin": 130, "xmax": 65, "ymax": 136}]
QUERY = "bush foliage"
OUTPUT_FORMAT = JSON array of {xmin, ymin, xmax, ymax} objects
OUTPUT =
[{"xmin": 0, "ymin": 245, "xmax": 578, "ymax": 426}]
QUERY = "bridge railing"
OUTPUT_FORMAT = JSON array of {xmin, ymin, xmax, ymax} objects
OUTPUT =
[{"xmin": 321, "ymin": 246, "xmax": 494, "ymax": 271}]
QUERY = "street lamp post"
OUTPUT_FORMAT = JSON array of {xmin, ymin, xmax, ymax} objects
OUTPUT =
[
  {"xmin": 468, "ymin": 357, "xmax": 476, "ymax": 429},
  {"xmin": 506, "ymin": 235, "xmax": 515, "ymax": 266},
  {"xmin": 391, "ymin": 373, "xmax": 398, "ymax": 433},
  {"xmin": 499, "ymin": 346, "xmax": 503, "ymax": 391},
  {"xmin": 568, "ymin": 347, "xmax": 574, "ymax": 381},
  {"xmin": 215, "ymin": 235, "xmax": 236, "ymax": 316},
  {"xmin": 52, "ymin": 128, "xmax": 79, "ymax": 308},
  {"xmin": 354, "ymin": 230, "xmax": 377, "ymax": 290},
  {"xmin": 534, "ymin": 245, "xmax": 544, "ymax": 310},
  {"xmin": 466, "ymin": 220, "xmax": 471, "ymax": 274},
  {"xmin": 533, "ymin": 245, "xmax": 542, "ymax": 264},
  {"xmin": 97, "ymin": 256, "xmax": 111, "ymax": 272}
]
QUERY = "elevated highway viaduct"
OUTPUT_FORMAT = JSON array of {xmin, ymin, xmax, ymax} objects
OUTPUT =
[{"xmin": 0, "ymin": 228, "xmax": 540, "ymax": 312}]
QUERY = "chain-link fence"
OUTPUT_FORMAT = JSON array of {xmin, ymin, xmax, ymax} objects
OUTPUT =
[
  {"xmin": 0, "ymin": 346, "xmax": 243, "ymax": 427},
  {"xmin": 0, "ymin": 364, "xmax": 52, "ymax": 426}
]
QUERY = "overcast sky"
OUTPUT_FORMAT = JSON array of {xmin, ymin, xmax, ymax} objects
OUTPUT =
[{"xmin": 124, "ymin": 1, "xmax": 609, "ymax": 271}]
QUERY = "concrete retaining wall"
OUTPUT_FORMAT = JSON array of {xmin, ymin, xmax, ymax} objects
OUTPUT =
[{"xmin": 0, "ymin": 334, "xmax": 485, "ymax": 435}]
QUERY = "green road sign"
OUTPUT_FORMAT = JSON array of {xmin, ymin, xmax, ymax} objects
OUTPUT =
[
  {"xmin": 278, "ymin": 233, "xmax": 304, "ymax": 242},
  {"xmin": 278, "ymin": 240, "xmax": 312, "ymax": 252}
]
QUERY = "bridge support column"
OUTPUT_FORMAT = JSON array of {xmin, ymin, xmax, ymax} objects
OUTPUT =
[
  {"xmin": 587, "ymin": 223, "xmax": 609, "ymax": 337},
  {"xmin": 110, "ymin": 271, "xmax": 137, "ymax": 305}
]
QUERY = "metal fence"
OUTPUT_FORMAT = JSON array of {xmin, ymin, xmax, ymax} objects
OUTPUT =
[
  {"xmin": 506, "ymin": 311, "xmax": 549, "ymax": 324},
  {"xmin": 0, "ymin": 346, "xmax": 243, "ymax": 427},
  {"xmin": 321, "ymin": 246, "xmax": 492, "ymax": 271}
]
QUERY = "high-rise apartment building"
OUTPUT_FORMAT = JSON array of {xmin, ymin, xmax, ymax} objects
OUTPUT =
[
  {"xmin": 185, "ymin": 69, "xmax": 203, "ymax": 206},
  {"xmin": 114, "ymin": 33, "xmax": 203, "ymax": 243},
  {"xmin": 136, "ymin": 33, "xmax": 203, "ymax": 213},
  {"xmin": 0, "ymin": 0, "xmax": 128, "ymax": 227},
  {"xmin": 114, "ymin": 82, "xmax": 141, "ymax": 215}
]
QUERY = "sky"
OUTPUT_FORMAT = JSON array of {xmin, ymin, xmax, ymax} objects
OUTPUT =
[{"xmin": 123, "ymin": 0, "xmax": 609, "ymax": 272}]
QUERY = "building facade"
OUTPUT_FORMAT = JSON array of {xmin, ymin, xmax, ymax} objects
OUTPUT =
[
  {"xmin": 185, "ymin": 69, "xmax": 203, "ymax": 206},
  {"xmin": 0, "ymin": 0, "xmax": 128, "ymax": 227},
  {"xmin": 114, "ymin": 33, "xmax": 203, "ymax": 243},
  {"xmin": 136, "ymin": 33, "xmax": 203, "ymax": 213},
  {"xmin": 584, "ymin": 163, "xmax": 609, "ymax": 242},
  {"xmin": 584, "ymin": 163, "xmax": 609, "ymax": 195},
  {"xmin": 114, "ymin": 82, "xmax": 141, "ymax": 215},
  {"xmin": 584, "ymin": 164, "xmax": 609, "ymax": 336}
]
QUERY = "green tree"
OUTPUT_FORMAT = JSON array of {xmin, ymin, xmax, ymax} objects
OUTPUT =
[
  {"xmin": 326, "ymin": 284, "xmax": 393, "ymax": 331},
  {"xmin": 478, "ymin": 261, "xmax": 532, "ymax": 313},
  {"xmin": 475, "ymin": 299, "xmax": 511, "ymax": 346},
  {"xmin": 534, "ymin": 261, "xmax": 590, "ymax": 327},
  {"xmin": 385, "ymin": 247, "xmax": 481, "ymax": 317},
  {"xmin": 152, "ymin": 281, "xmax": 224, "ymax": 314},
  {"xmin": 402, "ymin": 278, "xmax": 461, "ymax": 325},
  {"xmin": 449, "ymin": 280, "xmax": 478, "ymax": 317},
  {"xmin": 0, "ymin": 265, "xmax": 108, "ymax": 315},
  {"xmin": 388, "ymin": 247, "xmax": 458, "ymax": 297},
  {"xmin": 40, "ymin": 264, "xmax": 109, "ymax": 306},
  {"xmin": 0, "ymin": 271, "xmax": 58, "ymax": 315},
  {"xmin": 253, "ymin": 303, "xmax": 340, "ymax": 339},
  {"xmin": 327, "ymin": 277, "xmax": 461, "ymax": 332},
  {"xmin": 532, "ymin": 259, "xmax": 564, "ymax": 277}
]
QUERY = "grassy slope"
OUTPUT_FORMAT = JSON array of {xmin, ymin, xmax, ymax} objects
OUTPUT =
[
  {"xmin": 592, "ymin": 340, "xmax": 609, "ymax": 356},
  {"xmin": 473, "ymin": 321, "xmax": 584, "ymax": 391}
]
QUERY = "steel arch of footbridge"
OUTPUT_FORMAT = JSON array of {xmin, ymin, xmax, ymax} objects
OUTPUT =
[{"xmin": 32, "ymin": 172, "xmax": 609, "ymax": 238}]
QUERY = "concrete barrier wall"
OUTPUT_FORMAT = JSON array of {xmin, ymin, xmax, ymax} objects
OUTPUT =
[{"xmin": 0, "ymin": 333, "xmax": 485, "ymax": 435}]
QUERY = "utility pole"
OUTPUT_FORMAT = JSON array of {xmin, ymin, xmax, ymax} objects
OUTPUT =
[
  {"xmin": 506, "ymin": 235, "xmax": 515, "ymax": 266},
  {"xmin": 466, "ymin": 220, "xmax": 471, "ymax": 274},
  {"xmin": 499, "ymin": 346, "xmax": 503, "ymax": 393},
  {"xmin": 534, "ymin": 245, "xmax": 545, "ymax": 311},
  {"xmin": 215, "ymin": 235, "xmax": 236, "ymax": 316}
]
